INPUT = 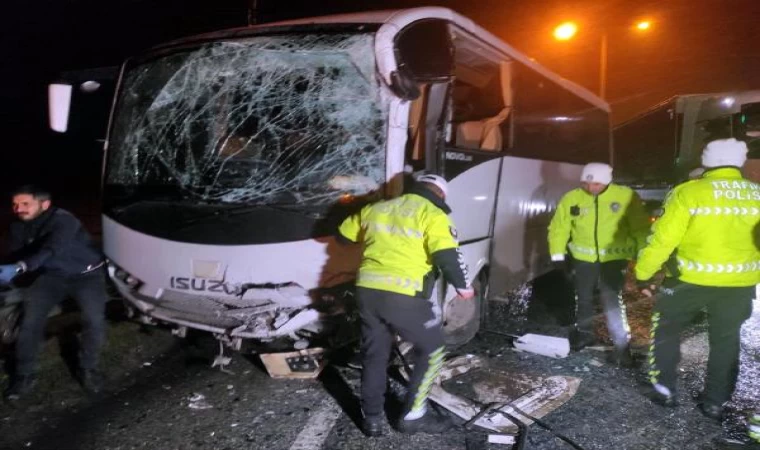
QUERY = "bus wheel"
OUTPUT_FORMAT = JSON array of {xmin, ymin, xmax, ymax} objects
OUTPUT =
[{"xmin": 442, "ymin": 271, "xmax": 487, "ymax": 348}]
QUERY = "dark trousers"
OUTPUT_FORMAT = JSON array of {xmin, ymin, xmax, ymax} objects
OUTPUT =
[
  {"xmin": 649, "ymin": 280, "xmax": 753, "ymax": 405},
  {"xmin": 16, "ymin": 270, "xmax": 107, "ymax": 375},
  {"xmin": 357, "ymin": 286, "xmax": 445, "ymax": 417},
  {"xmin": 573, "ymin": 260, "xmax": 631, "ymax": 349}
]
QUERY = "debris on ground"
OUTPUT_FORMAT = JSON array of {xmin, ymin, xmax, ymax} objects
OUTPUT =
[
  {"xmin": 187, "ymin": 393, "xmax": 213, "ymax": 410},
  {"xmin": 488, "ymin": 434, "xmax": 516, "ymax": 445},
  {"xmin": 513, "ymin": 334, "xmax": 570, "ymax": 358},
  {"xmin": 259, "ymin": 348, "xmax": 326, "ymax": 379}
]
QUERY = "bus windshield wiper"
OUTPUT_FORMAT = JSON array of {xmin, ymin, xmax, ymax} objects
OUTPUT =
[
  {"xmin": 173, "ymin": 203, "xmax": 322, "ymax": 230},
  {"xmin": 110, "ymin": 197, "xmax": 183, "ymax": 216}
]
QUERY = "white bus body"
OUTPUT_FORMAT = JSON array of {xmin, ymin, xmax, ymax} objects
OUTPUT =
[{"xmin": 50, "ymin": 7, "xmax": 610, "ymax": 351}]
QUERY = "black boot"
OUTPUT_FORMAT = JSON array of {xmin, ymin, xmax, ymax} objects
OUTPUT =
[
  {"xmin": 570, "ymin": 329, "xmax": 597, "ymax": 351},
  {"xmin": 644, "ymin": 385, "xmax": 677, "ymax": 408},
  {"xmin": 361, "ymin": 414, "xmax": 384, "ymax": 437},
  {"xmin": 608, "ymin": 347, "xmax": 635, "ymax": 368},
  {"xmin": 397, "ymin": 409, "xmax": 452, "ymax": 435},
  {"xmin": 78, "ymin": 369, "xmax": 103, "ymax": 394},
  {"xmin": 4, "ymin": 374, "xmax": 37, "ymax": 401}
]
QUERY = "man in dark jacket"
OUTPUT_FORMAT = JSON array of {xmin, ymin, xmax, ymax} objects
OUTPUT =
[{"xmin": 1, "ymin": 185, "xmax": 107, "ymax": 400}]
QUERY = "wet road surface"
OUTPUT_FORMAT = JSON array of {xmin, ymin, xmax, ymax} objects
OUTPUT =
[{"xmin": 0, "ymin": 299, "xmax": 758, "ymax": 450}]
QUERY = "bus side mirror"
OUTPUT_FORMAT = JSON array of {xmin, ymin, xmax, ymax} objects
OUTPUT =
[
  {"xmin": 394, "ymin": 19, "xmax": 454, "ymax": 82},
  {"xmin": 48, "ymin": 83, "xmax": 73, "ymax": 133}
]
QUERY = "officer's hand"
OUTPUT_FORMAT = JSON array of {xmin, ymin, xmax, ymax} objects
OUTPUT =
[
  {"xmin": 0, "ymin": 265, "xmax": 19, "ymax": 285},
  {"xmin": 456, "ymin": 287, "xmax": 476, "ymax": 300},
  {"xmin": 636, "ymin": 279, "xmax": 656, "ymax": 298}
]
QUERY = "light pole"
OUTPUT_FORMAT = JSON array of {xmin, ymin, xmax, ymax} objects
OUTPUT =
[
  {"xmin": 599, "ymin": 32, "xmax": 608, "ymax": 99},
  {"xmin": 553, "ymin": 20, "xmax": 652, "ymax": 100}
]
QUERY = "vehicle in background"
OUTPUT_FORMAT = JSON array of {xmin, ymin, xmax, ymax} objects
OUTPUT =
[
  {"xmin": 614, "ymin": 91, "xmax": 760, "ymax": 211},
  {"xmin": 48, "ymin": 7, "xmax": 610, "ymax": 353}
]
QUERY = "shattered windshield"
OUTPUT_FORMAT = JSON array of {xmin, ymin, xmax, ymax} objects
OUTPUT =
[{"xmin": 106, "ymin": 33, "xmax": 387, "ymax": 205}]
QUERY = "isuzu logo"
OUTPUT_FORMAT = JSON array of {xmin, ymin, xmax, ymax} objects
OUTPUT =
[{"xmin": 169, "ymin": 276, "xmax": 239, "ymax": 295}]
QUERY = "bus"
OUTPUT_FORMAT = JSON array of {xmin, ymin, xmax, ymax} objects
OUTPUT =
[
  {"xmin": 49, "ymin": 7, "xmax": 611, "ymax": 352},
  {"xmin": 614, "ymin": 91, "xmax": 760, "ymax": 208}
]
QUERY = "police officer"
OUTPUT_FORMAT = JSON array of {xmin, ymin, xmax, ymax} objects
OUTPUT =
[
  {"xmin": 635, "ymin": 139, "xmax": 759, "ymax": 419},
  {"xmin": 548, "ymin": 163, "xmax": 650, "ymax": 364},
  {"xmin": 338, "ymin": 174, "xmax": 474, "ymax": 437},
  {"xmin": 1, "ymin": 185, "xmax": 107, "ymax": 400}
]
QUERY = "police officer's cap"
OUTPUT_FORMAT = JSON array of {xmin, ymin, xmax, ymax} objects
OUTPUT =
[{"xmin": 415, "ymin": 174, "xmax": 449, "ymax": 197}]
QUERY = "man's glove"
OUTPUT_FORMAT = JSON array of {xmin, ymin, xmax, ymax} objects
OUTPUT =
[
  {"xmin": 455, "ymin": 286, "xmax": 476, "ymax": 300},
  {"xmin": 636, "ymin": 278, "xmax": 656, "ymax": 298},
  {"xmin": 0, "ymin": 264, "xmax": 20, "ymax": 285},
  {"xmin": 553, "ymin": 260, "xmax": 569, "ymax": 274}
]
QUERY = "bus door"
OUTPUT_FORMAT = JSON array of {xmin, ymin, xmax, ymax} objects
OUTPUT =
[{"xmin": 441, "ymin": 35, "xmax": 510, "ymax": 243}]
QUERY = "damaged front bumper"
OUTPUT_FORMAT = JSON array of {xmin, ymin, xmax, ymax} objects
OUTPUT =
[{"xmin": 109, "ymin": 264, "xmax": 355, "ymax": 347}]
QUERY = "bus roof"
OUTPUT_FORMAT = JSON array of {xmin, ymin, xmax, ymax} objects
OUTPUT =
[
  {"xmin": 155, "ymin": 7, "xmax": 609, "ymax": 112},
  {"xmin": 615, "ymin": 90, "xmax": 760, "ymax": 128}
]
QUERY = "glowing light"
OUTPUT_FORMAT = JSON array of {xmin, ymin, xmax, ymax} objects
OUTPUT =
[
  {"xmin": 721, "ymin": 97, "xmax": 736, "ymax": 108},
  {"xmin": 338, "ymin": 194, "xmax": 355, "ymax": 204},
  {"xmin": 635, "ymin": 21, "xmax": 651, "ymax": 31},
  {"xmin": 520, "ymin": 200, "xmax": 549, "ymax": 216},
  {"xmin": 551, "ymin": 116, "xmax": 579, "ymax": 122},
  {"xmin": 553, "ymin": 22, "xmax": 578, "ymax": 41},
  {"xmin": 80, "ymin": 80, "xmax": 101, "ymax": 93},
  {"xmin": 474, "ymin": 195, "xmax": 488, "ymax": 201}
]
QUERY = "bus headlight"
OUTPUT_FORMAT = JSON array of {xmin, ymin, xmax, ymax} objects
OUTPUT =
[{"xmin": 110, "ymin": 264, "xmax": 143, "ymax": 290}]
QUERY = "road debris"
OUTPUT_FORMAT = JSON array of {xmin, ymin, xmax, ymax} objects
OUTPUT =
[
  {"xmin": 187, "ymin": 393, "xmax": 213, "ymax": 410},
  {"xmin": 488, "ymin": 434, "xmax": 516, "ymax": 445},
  {"xmin": 260, "ymin": 348, "xmax": 326, "ymax": 379},
  {"xmin": 513, "ymin": 334, "xmax": 570, "ymax": 359}
]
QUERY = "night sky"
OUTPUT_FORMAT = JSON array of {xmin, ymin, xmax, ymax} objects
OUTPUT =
[{"xmin": 2, "ymin": 0, "xmax": 760, "ymax": 202}]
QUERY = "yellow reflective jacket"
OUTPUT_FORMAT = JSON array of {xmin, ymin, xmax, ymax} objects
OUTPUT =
[
  {"xmin": 338, "ymin": 188, "xmax": 467, "ymax": 297},
  {"xmin": 548, "ymin": 184, "xmax": 650, "ymax": 263},
  {"xmin": 636, "ymin": 167, "xmax": 760, "ymax": 287}
]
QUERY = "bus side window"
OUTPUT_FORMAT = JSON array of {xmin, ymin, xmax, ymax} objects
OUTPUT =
[
  {"xmin": 448, "ymin": 60, "xmax": 513, "ymax": 152},
  {"xmin": 736, "ymin": 104, "xmax": 760, "ymax": 158},
  {"xmin": 511, "ymin": 63, "xmax": 609, "ymax": 164}
]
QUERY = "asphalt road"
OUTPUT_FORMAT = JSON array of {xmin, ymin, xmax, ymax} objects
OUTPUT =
[{"xmin": 0, "ymin": 298, "xmax": 758, "ymax": 450}]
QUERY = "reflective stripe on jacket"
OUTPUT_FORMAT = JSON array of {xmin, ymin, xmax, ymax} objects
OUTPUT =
[
  {"xmin": 338, "ymin": 189, "xmax": 466, "ymax": 297},
  {"xmin": 548, "ymin": 184, "xmax": 650, "ymax": 263},
  {"xmin": 635, "ymin": 167, "xmax": 760, "ymax": 287}
]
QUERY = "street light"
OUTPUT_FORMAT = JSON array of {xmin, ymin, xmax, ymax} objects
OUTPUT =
[
  {"xmin": 553, "ymin": 20, "xmax": 652, "ymax": 99},
  {"xmin": 553, "ymin": 22, "xmax": 578, "ymax": 41}
]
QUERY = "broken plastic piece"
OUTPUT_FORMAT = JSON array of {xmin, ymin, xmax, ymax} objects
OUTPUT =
[
  {"xmin": 488, "ymin": 434, "xmax": 516, "ymax": 445},
  {"xmin": 260, "ymin": 348, "xmax": 326, "ymax": 379},
  {"xmin": 188, "ymin": 393, "xmax": 213, "ymax": 410},
  {"xmin": 398, "ymin": 354, "xmax": 580, "ymax": 434},
  {"xmin": 212, "ymin": 341, "xmax": 234, "ymax": 374},
  {"xmin": 513, "ymin": 334, "xmax": 570, "ymax": 359}
]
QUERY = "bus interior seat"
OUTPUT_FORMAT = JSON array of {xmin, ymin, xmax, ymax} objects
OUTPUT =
[{"xmin": 454, "ymin": 61, "xmax": 512, "ymax": 151}]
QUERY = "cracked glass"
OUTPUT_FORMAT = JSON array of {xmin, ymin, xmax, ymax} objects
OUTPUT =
[{"xmin": 107, "ymin": 32, "xmax": 387, "ymax": 205}]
